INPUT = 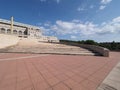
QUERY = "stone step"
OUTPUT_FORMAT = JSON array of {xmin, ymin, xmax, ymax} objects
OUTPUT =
[
  {"xmin": 5, "ymin": 47, "xmax": 92, "ymax": 52},
  {"xmin": 1, "ymin": 48, "xmax": 99, "ymax": 56},
  {"xmin": 0, "ymin": 41, "xmax": 100, "ymax": 56},
  {"xmin": 3, "ymin": 50, "xmax": 98, "ymax": 56}
]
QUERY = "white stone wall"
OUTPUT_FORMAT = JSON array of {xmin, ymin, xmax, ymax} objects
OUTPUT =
[
  {"xmin": 0, "ymin": 23, "xmax": 26, "ymax": 35},
  {"xmin": 37, "ymin": 36, "xmax": 59, "ymax": 42},
  {"xmin": 0, "ymin": 34, "xmax": 19, "ymax": 49},
  {"xmin": 47, "ymin": 36, "xmax": 59, "ymax": 42},
  {"xmin": 27, "ymin": 28, "xmax": 42, "ymax": 37},
  {"xmin": 0, "ymin": 23, "xmax": 42, "ymax": 37},
  {"xmin": 0, "ymin": 21, "xmax": 59, "ymax": 42}
]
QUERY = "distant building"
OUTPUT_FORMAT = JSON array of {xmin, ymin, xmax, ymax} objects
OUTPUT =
[{"xmin": 0, "ymin": 17, "xmax": 59, "ymax": 42}]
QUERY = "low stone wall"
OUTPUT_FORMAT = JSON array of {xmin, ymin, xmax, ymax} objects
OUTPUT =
[
  {"xmin": 0, "ymin": 34, "xmax": 19, "ymax": 49},
  {"xmin": 79, "ymin": 44, "xmax": 109, "ymax": 57},
  {"xmin": 60, "ymin": 42, "xmax": 109, "ymax": 57}
]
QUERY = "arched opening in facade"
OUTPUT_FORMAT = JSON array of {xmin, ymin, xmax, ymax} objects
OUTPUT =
[
  {"xmin": 24, "ymin": 28, "xmax": 28, "ymax": 35},
  {"xmin": 7, "ymin": 29, "xmax": 11, "ymax": 34},
  {"xmin": 18, "ymin": 31, "xmax": 22, "ymax": 35},
  {"xmin": 1, "ymin": 28, "xmax": 6, "ymax": 33},
  {"xmin": 13, "ymin": 30, "xmax": 17, "ymax": 34}
]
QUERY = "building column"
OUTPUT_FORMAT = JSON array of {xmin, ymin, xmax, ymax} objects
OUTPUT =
[
  {"xmin": 11, "ymin": 16, "xmax": 14, "ymax": 34},
  {"xmin": 5, "ymin": 28, "xmax": 7, "ymax": 34}
]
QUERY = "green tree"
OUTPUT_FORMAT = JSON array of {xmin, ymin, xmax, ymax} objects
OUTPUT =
[{"xmin": 84, "ymin": 40, "xmax": 97, "ymax": 45}]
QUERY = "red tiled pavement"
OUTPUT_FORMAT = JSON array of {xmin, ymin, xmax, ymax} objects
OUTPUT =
[{"xmin": 0, "ymin": 52, "xmax": 120, "ymax": 90}]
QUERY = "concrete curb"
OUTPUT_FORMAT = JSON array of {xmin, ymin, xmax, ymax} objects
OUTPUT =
[
  {"xmin": 97, "ymin": 62, "xmax": 120, "ymax": 90},
  {"xmin": 0, "ymin": 51, "xmax": 99, "ymax": 56}
]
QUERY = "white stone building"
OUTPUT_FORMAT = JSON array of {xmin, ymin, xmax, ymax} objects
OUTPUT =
[{"xmin": 0, "ymin": 17, "xmax": 59, "ymax": 42}]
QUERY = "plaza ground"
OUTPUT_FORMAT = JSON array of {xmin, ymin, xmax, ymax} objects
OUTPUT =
[{"xmin": 0, "ymin": 52, "xmax": 120, "ymax": 90}]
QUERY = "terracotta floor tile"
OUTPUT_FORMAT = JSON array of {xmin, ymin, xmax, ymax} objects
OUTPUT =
[
  {"xmin": 77, "ymin": 72, "xmax": 90, "ymax": 78},
  {"xmin": 47, "ymin": 77, "xmax": 61, "ymax": 86},
  {"xmin": 31, "ymin": 75, "xmax": 45, "ymax": 84},
  {"xmin": 0, "ymin": 52, "xmax": 120, "ymax": 90},
  {"xmin": 63, "ymin": 79, "xmax": 80, "ymax": 89},
  {"xmin": 88, "ymin": 76, "xmax": 102, "ymax": 84},
  {"xmin": 34, "ymin": 81, "xmax": 50, "ymax": 90},
  {"xmin": 71, "ymin": 74, "xmax": 86, "ymax": 83},
  {"xmin": 42, "ymin": 72, "xmax": 55, "ymax": 79},
  {"xmin": 0, "ymin": 85, "xmax": 16, "ymax": 90},
  {"xmin": 80, "ymin": 79, "xmax": 98, "ymax": 90},
  {"xmin": 16, "ymin": 79, "xmax": 33, "ymax": 90},
  {"xmin": 72, "ymin": 84, "xmax": 88, "ymax": 90},
  {"xmin": 53, "ymin": 83, "xmax": 70, "ymax": 90},
  {"xmin": 56, "ymin": 74, "xmax": 69, "ymax": 81},
  {"xmin": 0, "ymin": 78, "xmax": 16, "ymax": 88},
  {"xmin": 65, "ymin": 71, "xmax": 75, "ymax": 77}
]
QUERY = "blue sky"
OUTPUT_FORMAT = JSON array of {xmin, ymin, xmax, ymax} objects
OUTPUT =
[{"xmin": 0, "ymin": 0, "xmax": 120, "ymax": 42}]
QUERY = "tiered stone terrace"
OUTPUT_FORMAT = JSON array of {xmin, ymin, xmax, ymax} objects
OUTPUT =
[{"xmin": 1, "ymin": 39, "xmax": 98, "ymax": 56}]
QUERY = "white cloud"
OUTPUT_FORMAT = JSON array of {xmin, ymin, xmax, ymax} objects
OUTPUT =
[
  {"xmin": 77, "ymin": 7, "xmax": 85, "ymax": 11},
  {"xmin": 44, "ymin": 21, "xmax": 51, "ymax": 27},
  {"xmin": 99, "ymin": 5, "xmax": 106, "ymax": 10},
  {"xmin": 113, "ymin": 17, "xmax": 120, "ymax": 23},
  {"xmin": 101, "ymin": 0, "xmax": 112, "ymax": 4},
  {"xmin": 71, "ymin": 35, "xmax": 77, "ymax": 39},
  {"xmin": 99, "ymin": 0, "xmax": 112, "ymax": 10},
  {"xmin": 44, "ymin": 23, "xmax": 50, "ymax": 27},
  {"xmin": 77, "ymin": 5, "xmax": 94, "ymax": 12},
  {"xmin": 39, "ymin": 26, "xmax": 51, "ymax": 35},
  {"xmin": 49, "ymin": 16, "xmax": 120, "ymax": 36},
  {"xmin": 72, "ymin": 19, "xmax": 81, "ymax": 23},
  {"xmin": 77, "ymin": 4, "xmax": 86, "ymax": 12},
  {"xmin": 51, "ymin": 20, "xmax": 97, "ymax": 35},
  {"xmin": 39, "ymin": 0, "xmax": 61, "ymax": 3},
  {"xmin": 38, "ymin": 16, "xmax": 120, "ymax": 41}
]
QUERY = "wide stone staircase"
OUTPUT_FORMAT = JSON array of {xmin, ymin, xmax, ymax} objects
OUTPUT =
[{"xmin": 0, "ymin": 39, "xmax": 99, "ymax": 56}]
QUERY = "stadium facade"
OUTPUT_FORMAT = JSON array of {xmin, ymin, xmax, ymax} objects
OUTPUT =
[{"xmin": 0, "ymin": 17, "xmax": 59, "ymax": 42}]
